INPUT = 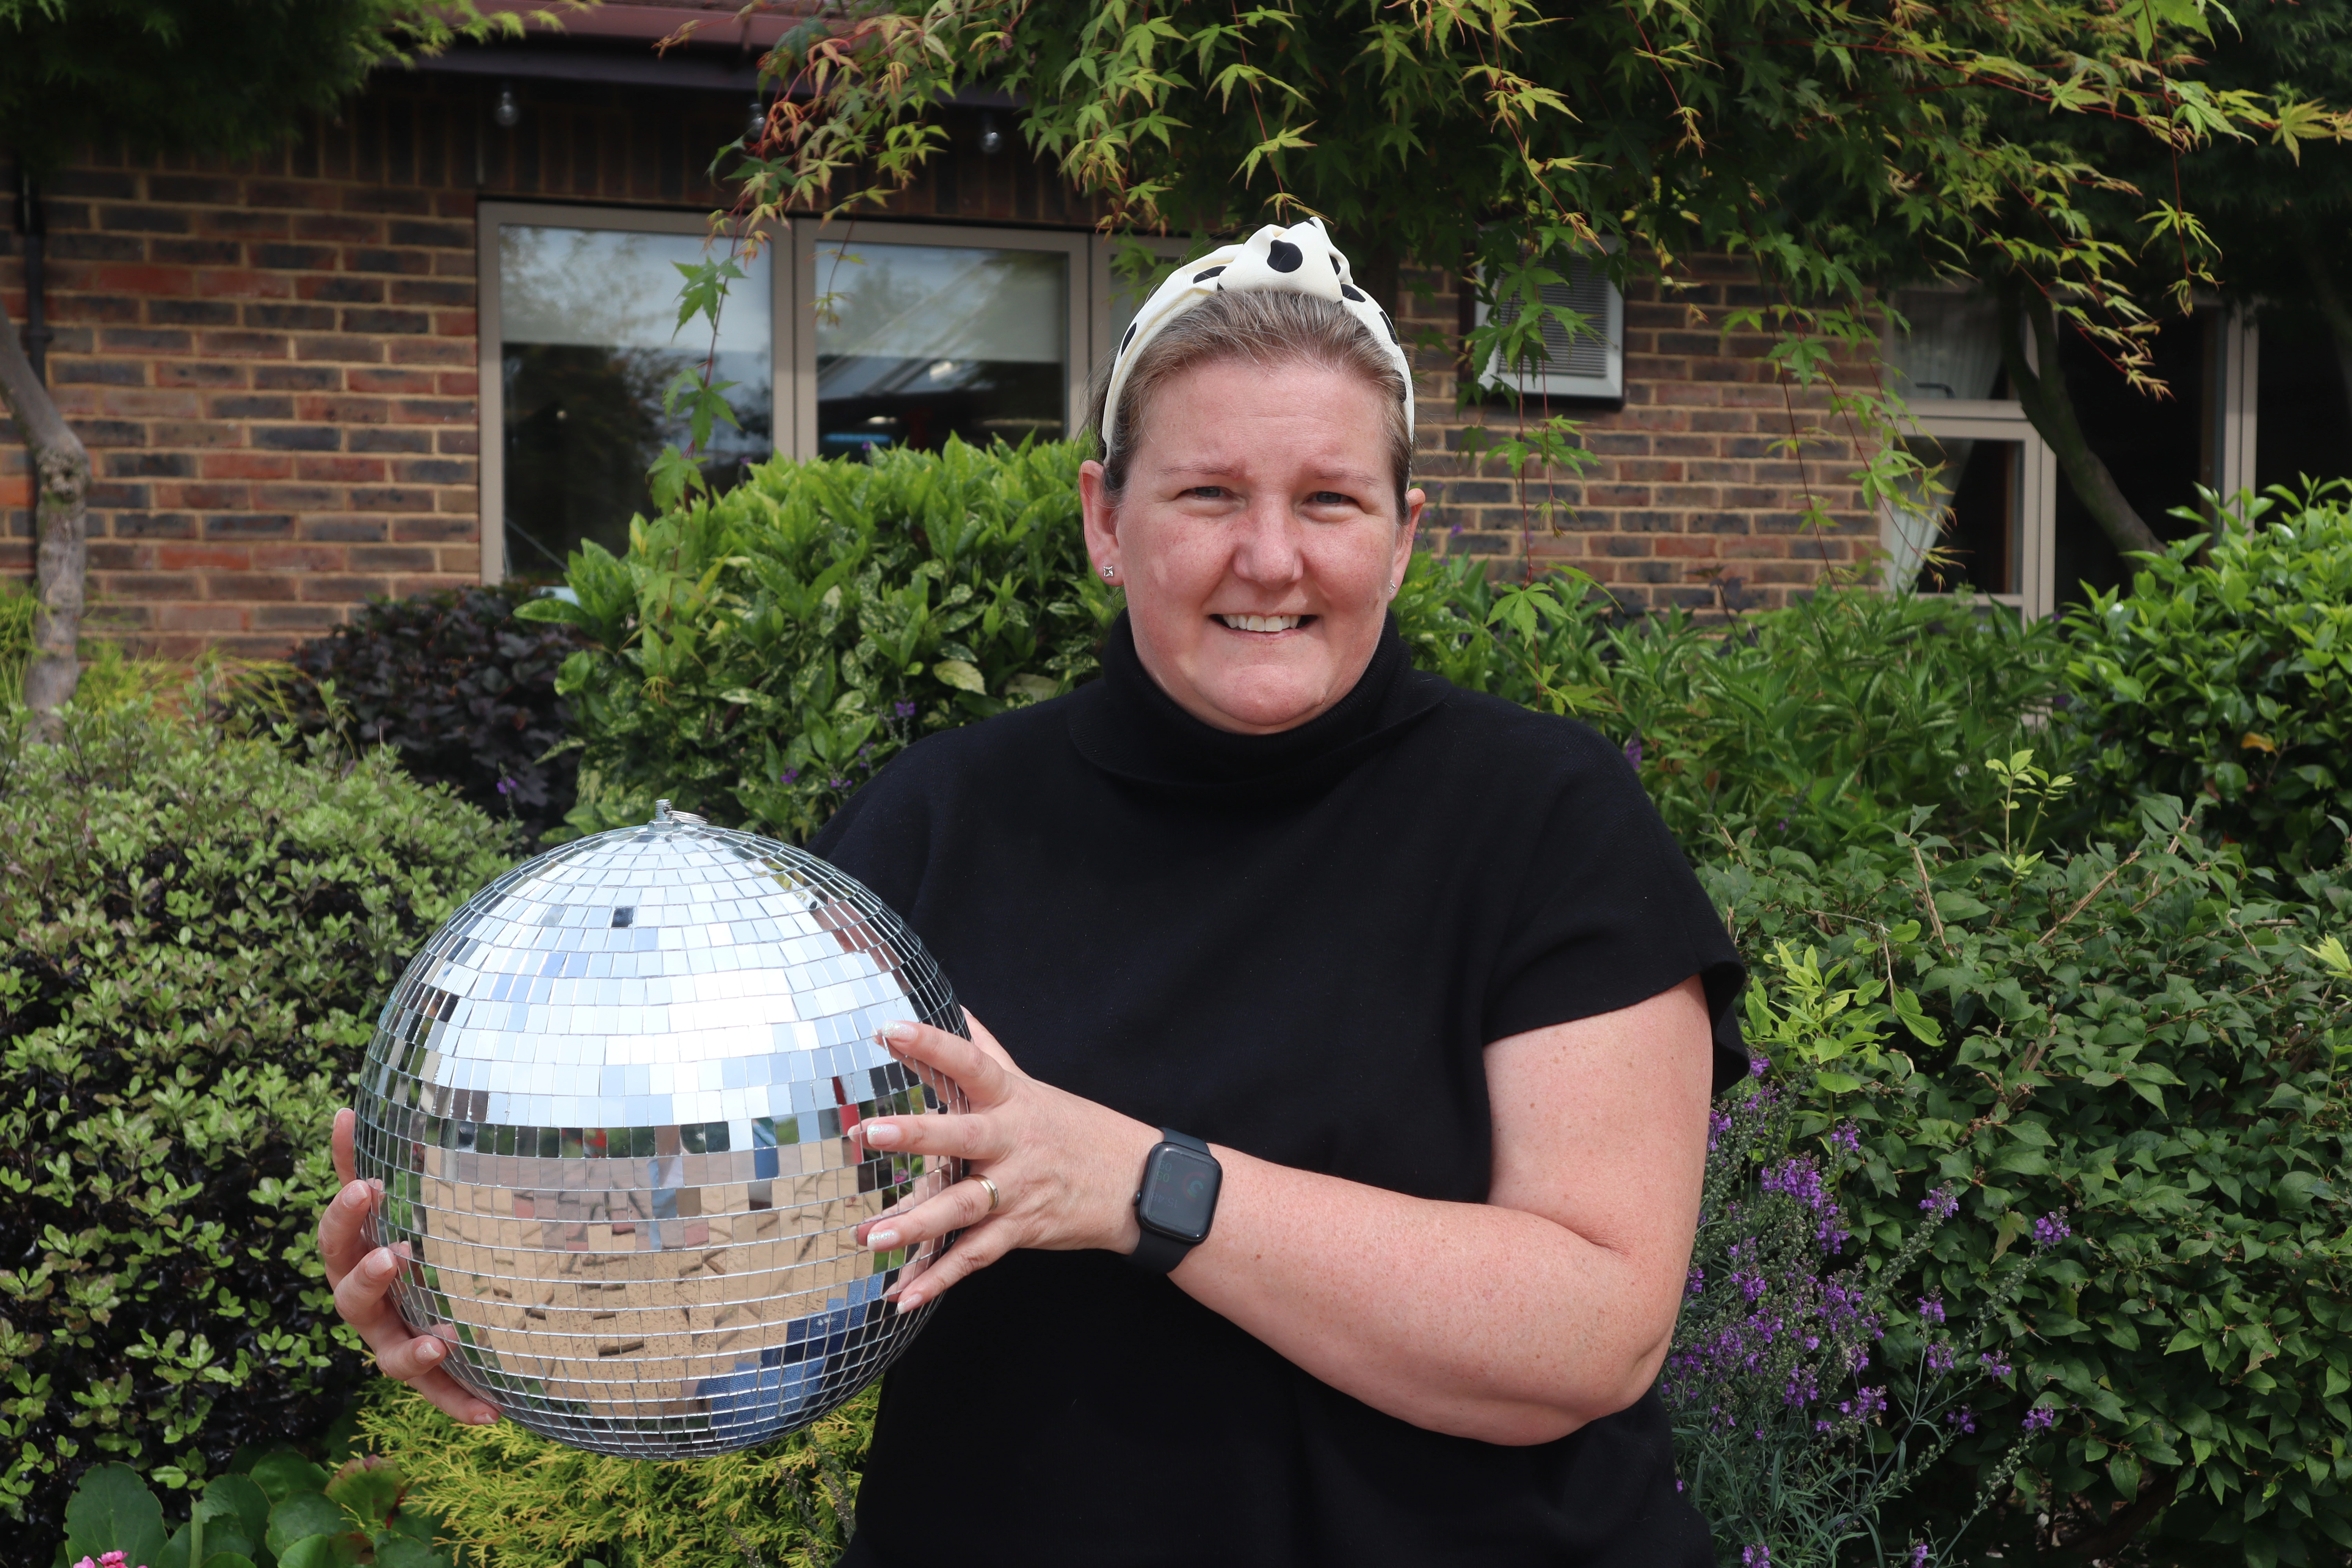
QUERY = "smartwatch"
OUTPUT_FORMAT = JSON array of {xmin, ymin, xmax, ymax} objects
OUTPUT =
[{"xmin": 1129, "ymin": 1128, "xmax": 1222, "ymax": 1274}]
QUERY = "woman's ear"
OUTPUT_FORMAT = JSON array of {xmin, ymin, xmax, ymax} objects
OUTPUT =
[
  {"xmin": 1392, "ymin": 487, "xmax": 1427, "ymax": 591},
  {"xmin": 1081, "ymin": 460, "xmax": 1121, "ymax": 579}
]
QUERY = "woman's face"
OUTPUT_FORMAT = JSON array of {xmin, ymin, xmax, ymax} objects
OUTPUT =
[{"xmin": 1079, "ymin": 357, "xmax": 1423, "ymax": 735}]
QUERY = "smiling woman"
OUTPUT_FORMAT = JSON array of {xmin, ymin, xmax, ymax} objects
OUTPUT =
[{"xmin": 320, "ymin": 218, "xmax": 1748, "ymax": 1568}]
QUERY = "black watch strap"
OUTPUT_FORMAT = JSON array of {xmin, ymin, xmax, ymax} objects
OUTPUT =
[{"xmin": 1130, "ymin": 1128, "xmax": 1217, "ymax": 1275}]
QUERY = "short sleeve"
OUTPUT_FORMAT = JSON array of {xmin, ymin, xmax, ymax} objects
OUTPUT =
[{"xmin": 1483, "ymin": 730, "xmax": 1749, "ymax": 1094}]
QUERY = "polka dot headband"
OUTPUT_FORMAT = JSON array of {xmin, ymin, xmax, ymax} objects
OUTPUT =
[{"xmin": 1101, "ymin": 215, "xmax": 1413, "ymax": 451}]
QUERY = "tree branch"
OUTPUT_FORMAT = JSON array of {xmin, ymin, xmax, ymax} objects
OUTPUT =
[
  {"xmin": 1996, "ymin": 277, "xmax": 2163, "ymax": 561},
  {"xmin": 0, "ymin": 291, "xmax": 88, "ymax": 735}
]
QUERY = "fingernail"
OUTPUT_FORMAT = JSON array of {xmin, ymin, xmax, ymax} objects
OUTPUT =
[
  {"xmin": 368, "ymin": 1250, "xmax": 398, "ymax": 1278},
  {"xmin": 899, "ymin": 1291, "xmax": 925, "ymax": 1311},
  {"xmin": 420, "ymin": 1340, "xmax": 444, "ymax": 1362},
  {"xmin": 880, "ymin": 1020, "xmax": 916, "ymax": 1043},
  {"xmin": 869, "ymin": 1228, "xmax": 900, "ymax": 1250},
  {"xmin": 470, "ymin": 1409, "xmax": 497, "ymax": 1426},
  {"xmin": 339, "ymin": 1181, "xmax": 369, "ymax": 1208},
  {"xmin": 862, "ymin": 1121, "xmax": 902, "ymax": 1147}
]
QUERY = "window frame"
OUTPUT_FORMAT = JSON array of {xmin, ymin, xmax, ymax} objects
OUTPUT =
[
  {"xmin": 475, "ymin": 200, "xmax": 794, "ymax": 586},
  {"xmin": 1468, "ymin": 249, "xmax": 1627, "ymax": 405},
  {"xmin": 1893, "ymin": 404, "xmax": 2060, "ymax": 620}
]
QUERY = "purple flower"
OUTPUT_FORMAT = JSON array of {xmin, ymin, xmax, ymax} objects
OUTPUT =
[
  {"xmin": 1946, "ymin": 1406, "xmax": 1977, "ymax": 1434},
  {"xmin": 1686, "ymin": 1268, "xmax": 1705, "ymax": 1298},
  {"xmin": 1918, "ymin": 1295, "xmax": 1945, "ymax": 1326},
  {"xmin": 2023, "ymin": 1404, "xmax": 2058, "ymax": 1432},
  {"xmin": 1776, "ymin": 816, "xmax": 1791, "ymax": 833},
  {"xmin": 495, "ymin": 776, "xmax": 515, "ymax": 796},
  {"xmin": 1920, "ymin": 1187, "xmax": 1959, "ymax": 1220},
  {"xmin": 780, "ymin": 769, "xmax": 800, "ymax": 785},
  {"xmin": 1907, "ymin": 1544, "xmax": 1931, "ymax": 1568},
  {"xmin": 1979, "ymin": 1352, "xmax": 2014, "ymax": 1377},
  {"xmin": 1749, "ymin": 1052, "xmax": 1771, "ymax": 1079},
  {"xmin": 1743, "ymin": 1547, "xmax": 1772, "ymax": 1568},
  {"xmin": 1838, "ymin": 1385, "xmax": 1887, "ymax": 1421},
  {"xmin": 1624, "ymin": 735, "xmax": 1644, "ymax": 769},
  {"xmin": 1925, "ymin": 1342, "xmax": 1956, "ymax": 1376},
  {"xmin": 2033, "ymin": 1211, "xmax": 2071, "ymax": 1250},
  {"xmin": 893, "ymin": 701, "xmax": 916, "ymax": 718},
  {"xmin": 1707, "ymin": 1109, "xmax": 1731, "ymax": 1151},
  {"xmin": 828, "ymin": 776, "xmax": 849, "ymax": 789},
  {"xmin": 1828, "ymin": 1122, "xmax": 1862, "ymax": 1156}
]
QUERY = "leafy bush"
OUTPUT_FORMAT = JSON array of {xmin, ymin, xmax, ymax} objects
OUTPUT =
[
  {"xmin": 521, "ymin": 437, "xmax": 1116, "ymax": 845},
  {"xmin": 529, "ymin": 438, "xmax": 2064, "ymax": 860},
  {"xmin": 57, "ymin": 1443, "xmax": 461, "ymax": 1568},
  {"xmin": 0, "ymin": 693, "xmax": 518, "ymax": 1563},
  {"xmin": 1705, "ymin": 800, "xmax": 2352, "ymax": 1567},
  {"xmin": 2064, "ymin": 484, "xmax": 2352, "ymax": 874},
  {"xmin": 356, "ymin": 1382, "xmax": 870, "ymax": 1568},
  {"xmin": 1395, "ymin": 555, "xmax": 2069, "ymax": 858},
  {"xmin": 243, "ymin": 584, "xmax": 587, "ymax": 847}
]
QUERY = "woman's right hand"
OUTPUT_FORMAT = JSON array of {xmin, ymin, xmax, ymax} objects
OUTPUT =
[{"xmin": 319, "ymin": 1107, "xmax": 499, "ymax": 1426}]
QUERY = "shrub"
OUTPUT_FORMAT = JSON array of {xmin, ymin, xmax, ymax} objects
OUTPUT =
[
  {"xmin": 356, "ymin": 1382, "xmax": 870, "ymax": 1568},
  {"xmin": 530, "ymin": 438, "xmax": 2065, "ymax": 860},
  {"xmin": 1707, "ymin": 799, "xmax": 2352, "ymax": 1567},
  {"xmin": 56, "ymin": 1443, "xmax": 461, "ymax": 1568},
  {"xmin": 244, "ymin": 583, "xmax": 588, "ymax": 847},
  {"xmin": 2063, "ymin": 483, "xmax": 2352, "ymax": 873},
  {"xmin": 1396, "ymin": 555, "xmax": 2069, "ymax": 857},
  {"xmin": 520, "ymin": 437, "xmax": 1117, "ymax": 845},
  {"xmin": 0, "ymin": 693, "xmax": 518, "ymax": 1563}
]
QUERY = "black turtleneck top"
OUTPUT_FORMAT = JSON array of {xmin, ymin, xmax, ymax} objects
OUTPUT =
[{"xmin": 816, "ymin": 613, "xmax": 1745, "ymax": 1568}]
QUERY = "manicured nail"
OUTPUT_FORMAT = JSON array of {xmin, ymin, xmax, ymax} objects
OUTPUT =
[
  {"xmin": 862, "ymin": 1121, "xmax": 901, "ymax": 1148},
  {"xmin": 869, "ymin": 1227, "xmax": 900, "ymax": 1250},
  {"xmin": 880, "ymin": 1021, "xmax": 916, "ymax": 1043}
]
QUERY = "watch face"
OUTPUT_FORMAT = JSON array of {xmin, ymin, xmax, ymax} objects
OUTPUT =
[{"xmin": 1139, "ymin": 1145, "xmax": 1220, "ymax": 1244}]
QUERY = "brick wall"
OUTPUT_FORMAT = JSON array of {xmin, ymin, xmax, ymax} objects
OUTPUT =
[
  {"xmin": 1401, "ymin": 258, "xmax": 1873, "ymax": 613},
  {"xmin": 5, "ymin": 73, "xmax": 1866, "ymax": 658}
]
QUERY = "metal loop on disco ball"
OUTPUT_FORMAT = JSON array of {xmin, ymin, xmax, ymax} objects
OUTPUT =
[{"xmin": 352, "ymin": 799, "xmax": 966, "ymax": 1457}]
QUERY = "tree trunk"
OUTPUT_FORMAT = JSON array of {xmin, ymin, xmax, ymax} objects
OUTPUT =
[
  {"xmin": 1996, "ymin": 277, "xmax": 2165, "ymax": 561},
  {"xmin": 0, "ymin": 289, "xmax": 88, "ymax": 738}
]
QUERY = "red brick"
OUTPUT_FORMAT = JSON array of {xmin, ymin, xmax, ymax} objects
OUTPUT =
[
  {"xmin": 157, "ymin": 544, "xmax": 254, "ymax": 572},
  {"xmin": 294, "ymin": 456, "xmax": 389, "ymax": 484},
  {"xmin": 201, "ymin": 454, "xmax": 296, "ymax": 481},
  {"xmin": 157, "ymin": 603, "xmax": 251, "ymax": 632}
]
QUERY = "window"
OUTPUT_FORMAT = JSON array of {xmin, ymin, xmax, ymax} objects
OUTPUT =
[
  {"xmin": 479, "ymin": 206, "xmax": 784, "ymax": 581},
  {"xmin": 790, "ymin": 221, "xmax": 1091, "ymax": 466},
  {"xmin": 1472, "ymin": 249, "xmax": 1625, "ymax": 403},
  {"xmin": 480, "ymin": 207, "xmax": 1103, "ymax": 582}
]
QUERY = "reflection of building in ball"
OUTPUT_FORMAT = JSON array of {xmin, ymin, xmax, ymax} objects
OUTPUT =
[{"xmin": 351, "ymin": 801, "xmax": 962, "ymax": 1458}]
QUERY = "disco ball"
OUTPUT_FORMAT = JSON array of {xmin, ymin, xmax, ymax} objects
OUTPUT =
[{"xmin": 351, "ymin": 800, "xmax": 964, "ymax": 1458}]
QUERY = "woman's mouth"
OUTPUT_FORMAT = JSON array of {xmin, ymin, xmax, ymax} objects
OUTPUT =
[{"xmin": 1215, "ymin": 613, "xmax": 1311, "ymax": 633}]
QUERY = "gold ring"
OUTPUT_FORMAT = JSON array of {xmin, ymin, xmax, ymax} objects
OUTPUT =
[{"xmin": 973, "ymin": 1173, "xmax": 1001, "ymax": 1214}]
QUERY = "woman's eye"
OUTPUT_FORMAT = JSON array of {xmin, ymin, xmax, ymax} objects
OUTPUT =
[
  {"xmin": 1306, "ymin": 491, "xmax": 1354, "ymax": 508},
  {"xmin": 1180, "ymin": 485, "xmax": 1229, "ymax": 501}
]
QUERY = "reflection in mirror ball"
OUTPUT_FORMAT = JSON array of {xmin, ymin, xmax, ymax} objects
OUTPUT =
[{"xmin": 352, "ymin": 801, "xmax": 964, "ymax": 1457}]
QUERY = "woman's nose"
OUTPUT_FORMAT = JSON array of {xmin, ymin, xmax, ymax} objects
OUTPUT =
[{"xmin": 1229, "ymin": 499, "xmax": 1306, "ymax": 584}]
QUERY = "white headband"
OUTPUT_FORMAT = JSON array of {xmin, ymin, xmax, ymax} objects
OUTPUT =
[{"xmin": 1101, "ymin": 216, "xmax": 1414, "ymax": 451}]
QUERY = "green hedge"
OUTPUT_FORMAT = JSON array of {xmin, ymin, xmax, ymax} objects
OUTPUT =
[
  {"xmin": 1714, "ymin": 808, "xmax": 2352, "ymax": 1565},
  {"xmin": 527, "ymin": 437, "xmax": 2063, "ymax": 860},
  {"xmin": 2065, "ymin": 484, "xmax": 2352, "ymax": 874},
  {"xmin": 0, "ymin": 695, "xmax": 517, "ymax": 1564},
  {"xmin": 519, "ymin": 438, "xmax": 1117, "ymax": 845}
]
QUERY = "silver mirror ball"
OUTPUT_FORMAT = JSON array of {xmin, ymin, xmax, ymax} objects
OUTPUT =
[{"xmin": 352, "ymin": 801, "xmax": 965, "ymax": 1457}]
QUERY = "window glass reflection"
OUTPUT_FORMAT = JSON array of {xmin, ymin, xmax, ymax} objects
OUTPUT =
[
  {"xmin": 499, "ymin": 225, "xmax": 772, "ymax": 577},
  {"xmin": 814, "ymin": 241, "xmax": 1065, "ymax": 454}
]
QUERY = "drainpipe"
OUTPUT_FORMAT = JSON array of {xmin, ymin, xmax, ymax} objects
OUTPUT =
[{"xmin": 13, "ymin": 167, "xmax": 50, "ymax": 381}]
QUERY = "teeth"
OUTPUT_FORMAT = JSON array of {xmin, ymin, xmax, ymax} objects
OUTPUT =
[{"xmin": 1219, "ymin": 614, "xmax": 1304, "ymax": 633}]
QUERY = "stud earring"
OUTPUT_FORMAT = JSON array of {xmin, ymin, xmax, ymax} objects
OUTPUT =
[{"xmin": 1103, "ymin": 565, "xmax": 1116, "ymax": 579}]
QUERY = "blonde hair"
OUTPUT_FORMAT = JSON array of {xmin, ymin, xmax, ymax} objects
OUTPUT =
[{"xmin": 1087, "ymin": 289, "xmax": 1412, "ymax": 513}]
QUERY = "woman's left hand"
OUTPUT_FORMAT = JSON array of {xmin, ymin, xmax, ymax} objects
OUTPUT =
[{"xmin": 851, "ymin": 1013, "xmax": 1157, "ymax": 1309}]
